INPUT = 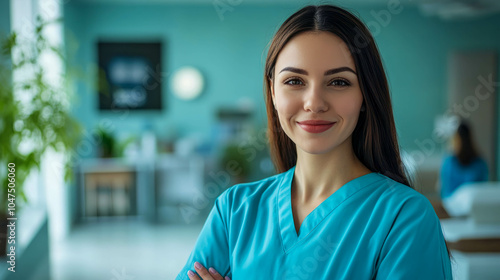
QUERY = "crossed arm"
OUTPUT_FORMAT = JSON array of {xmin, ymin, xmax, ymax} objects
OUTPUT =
[{"xmin": 186, "ymin": 262, "xmax": 231, "ymax": 280}]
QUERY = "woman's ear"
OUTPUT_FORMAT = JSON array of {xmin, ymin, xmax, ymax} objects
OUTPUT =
[{"xmin": 269, "ymin": 79, "xmax": 276, "ymax": 108}]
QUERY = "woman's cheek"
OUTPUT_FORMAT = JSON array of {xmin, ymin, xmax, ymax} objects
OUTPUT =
[
  {"xmin": 275, "ymin": 101, "xmax": 296, "ymax": 134},
  {"xmin": 277, "ymin": 92, "xmax": 300, "ymax": 114},
  {"xmin": 335, "ymin": 93, "xmax": 363, "ymax": 116}
]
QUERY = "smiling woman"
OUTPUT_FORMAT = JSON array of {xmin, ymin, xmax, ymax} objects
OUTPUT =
[
  {"xmin": 270, "ymin": 31, "xmax": 365, "ymax": 164},
  {"xmin": 176, "ymin": 4, "xmax": 453, "ymax": 280}
]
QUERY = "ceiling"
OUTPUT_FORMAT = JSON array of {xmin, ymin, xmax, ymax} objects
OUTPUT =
[
  {"xmin": 73, "ymin": 0, "xmax": 397, "ymax": 4},
  {"xmin": 72, "ymin": 0, "xmax": 500, "ymax": 20}
]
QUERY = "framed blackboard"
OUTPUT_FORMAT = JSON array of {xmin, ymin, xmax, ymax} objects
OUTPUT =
[{"xmin": 97, "ymin": 41, "xmax": 163, "ymax": 111}]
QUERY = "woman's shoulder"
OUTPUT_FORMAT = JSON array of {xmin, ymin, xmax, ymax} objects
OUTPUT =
[
  {"xmin": 372, "ymin": 173, "xmax": 436, "ymax": 216},
  {"xmin": 442, "ymin": 154, "xmax": 487, "ymax": 167},
  {"xmin": 442, "ymin": 154, "xmax": 457, "ymax": 164},
  {"xmin": 216, "ymin": 170, "xmax": 289, "ymax": 207}
]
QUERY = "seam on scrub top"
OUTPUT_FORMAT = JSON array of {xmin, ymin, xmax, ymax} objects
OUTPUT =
[
  {"xmin": 286, "ymin": 176, "xmax": 387, "ymax": 252},
  {"xmin": 215, "ymin": 191, "xmax": 232, "ymax": 278},
  {"xmin": 374, "ymin": 193, "xmax": 409, "ymax": 265},
  {"xmin": 276, "ymin": 176, "xmax": 287, "ymax": 254},
  {"xmin": 375, "ymin": 194, "xmax": 426, "ymax": 274}
]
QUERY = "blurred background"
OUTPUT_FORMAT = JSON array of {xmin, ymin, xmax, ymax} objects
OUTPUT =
[{"xmin": 0, "ymin": 0, "xmax": 499, "ymax": 279}]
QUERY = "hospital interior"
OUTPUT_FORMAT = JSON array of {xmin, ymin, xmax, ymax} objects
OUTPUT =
[{"xmin": 0, "ymin": 0, "xmax": 500, "ymax": 279}]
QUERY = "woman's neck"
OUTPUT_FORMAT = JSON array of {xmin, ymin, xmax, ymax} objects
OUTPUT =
[{"xmin": 293, "ymin": 140, "xmax": 371, "ymax": 205}]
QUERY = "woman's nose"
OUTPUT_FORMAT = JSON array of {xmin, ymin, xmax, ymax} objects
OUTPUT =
[{"xmin": 303, "ymin": 86, "xmax": 328, "ymax": 113}]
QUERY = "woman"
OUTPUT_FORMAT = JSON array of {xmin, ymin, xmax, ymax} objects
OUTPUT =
[
  {"xmin": 177, "ymin": 5, "xmax": 452, "ymax": 280},
  {"xmin": 440, "ymin": 120, "xmax": 489, "ymax": 199}
]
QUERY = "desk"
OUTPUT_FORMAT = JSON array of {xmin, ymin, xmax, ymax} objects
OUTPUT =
[
  {"xmin": 77, "ymin": 155, "xmax": 205, "ymax": 223},
  {"xmin": 441, "ymin": 218, "xmax": 500, "ymax": 279},
  {"xmin": 79, "ymin": 158, "xmax": 137, "ymax": 217}
]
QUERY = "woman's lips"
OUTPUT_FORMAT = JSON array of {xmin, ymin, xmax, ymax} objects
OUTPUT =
[{"xmin": 297, "ymin": 121, "xmax": 336, "ymax": 133}]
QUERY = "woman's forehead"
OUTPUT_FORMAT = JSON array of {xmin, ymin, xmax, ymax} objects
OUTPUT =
[{"xmin": 275, "ymin": 31, "xmax": 356, "ymax": 75}]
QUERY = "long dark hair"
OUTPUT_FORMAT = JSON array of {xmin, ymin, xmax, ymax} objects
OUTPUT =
[
  {"xmin": 455, "ymin": 120, "xmax": 480, "ymax": 165},
  {"xmin": 264, "ymin": 5, "xmax": 411, "ymax": 187}
]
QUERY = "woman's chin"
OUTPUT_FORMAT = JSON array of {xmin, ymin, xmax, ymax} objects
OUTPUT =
[{"xmin": 298, "ymin": 145, "xmax": 338, "ymax": 155}]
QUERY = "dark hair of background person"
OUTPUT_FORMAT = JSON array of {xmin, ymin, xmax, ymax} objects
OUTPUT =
[
  {"xmin": 455, "ymin": 120, "xmax": 480, "ymax": 166},
  {"xmin": 264, "ymin": 5, "xmax": 411, "ymax": 187}
]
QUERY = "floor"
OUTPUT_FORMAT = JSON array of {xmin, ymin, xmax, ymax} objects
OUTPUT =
[{"xmin": 50, "ymin": 218, "xmax": 203, "ymax": 280}]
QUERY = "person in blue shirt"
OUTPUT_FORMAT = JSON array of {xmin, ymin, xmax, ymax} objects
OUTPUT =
[
  {"xmin": 178, "ymin": 5, "xmax": 453, "ymax": 280},
  {"xmin": 440, "ymin": 120, "xmax": 489, "ymax": 199}
]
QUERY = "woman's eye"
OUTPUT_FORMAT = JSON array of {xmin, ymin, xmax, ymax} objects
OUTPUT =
[
  {"xmin": 283, "ymin": 78, "xmax": 350, "ymax": 87},
  {"xmin": 329, "ymin": 79, "xmax": 351, "ymax": 87},
  {"xmin": 284, "ymin": 78, "xmax": 304, "ymax": 86}
]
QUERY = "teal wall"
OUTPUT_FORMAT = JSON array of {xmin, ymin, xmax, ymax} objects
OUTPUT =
[
  {"xmin": 64, "ymin": 2, "xmax": 500, "ymax": 175},
  {"xmin": 64, "ymin": 3, "xmax": 291, "ymax": 145},
  {"xmin": 0, "ymin": 0, "xmax": 10, "ymax": 39}
]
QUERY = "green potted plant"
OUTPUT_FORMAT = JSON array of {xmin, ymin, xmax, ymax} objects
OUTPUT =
[
  {"xmin": 95, "ymin": 126, "xmax": 116, "ymax": 158},
  {"xmin": 220, "ymin": 142, "xmax": 252, "ymax": 184},
  {"xmin": 0, "ymin": 17, "xmax": 81, "ymax": 255}
]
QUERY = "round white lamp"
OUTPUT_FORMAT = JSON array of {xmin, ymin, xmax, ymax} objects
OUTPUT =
[{"xmin": 171, "ymin": 66, "xmax": 204, "ymax": 100}]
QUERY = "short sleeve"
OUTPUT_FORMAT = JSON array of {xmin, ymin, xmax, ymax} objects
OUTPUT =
[
  {"xmin": 175, "ymin": 194, "xmax": 231, "ymax": 280},
  {"xmin": 374, "ymin": 196, "xmax": 453, "ymax": 279}
]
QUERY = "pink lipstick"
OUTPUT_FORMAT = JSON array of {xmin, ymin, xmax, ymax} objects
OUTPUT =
[{"xmin": 297, "ymin": 120, "xmax": 336, "ymax": 133}]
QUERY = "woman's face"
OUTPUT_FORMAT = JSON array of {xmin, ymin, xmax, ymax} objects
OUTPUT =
[{"xmin": 271, "ymin": 31, "xmax": 363, "ymax": 155}]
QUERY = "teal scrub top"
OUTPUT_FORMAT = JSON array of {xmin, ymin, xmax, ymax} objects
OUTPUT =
[{"xmin": 176, "ymin": 166, "xmax": 453, "ymax": 280}]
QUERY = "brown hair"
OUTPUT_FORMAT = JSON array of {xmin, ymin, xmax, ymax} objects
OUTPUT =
[
  {"xmin": 264, "ymin": 5, "xmax": 411, "ymax": 187},
  {"xmin": 455, "ymin": 120, "xmax": 480, "ymax": 165}
]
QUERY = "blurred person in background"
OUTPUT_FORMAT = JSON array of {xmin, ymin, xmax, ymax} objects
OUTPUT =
[{"xmin": 440, "ymin": 120, "xmax": 489, "ymax": 199}]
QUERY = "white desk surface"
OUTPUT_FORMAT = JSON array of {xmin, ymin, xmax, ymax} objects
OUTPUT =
[{"xmin": 440, "ymin": 217, "xmax": 500, "ymax": 242}]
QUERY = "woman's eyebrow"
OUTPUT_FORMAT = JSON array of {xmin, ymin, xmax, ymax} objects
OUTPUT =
[{"xmin": 279, "ymin": 66, "xmax": 357, "ymax": 75}]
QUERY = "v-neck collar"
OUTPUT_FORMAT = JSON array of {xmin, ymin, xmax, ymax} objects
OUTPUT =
[{"xmin": 277, "ymin": 165, "xmax": 384, "ymax": 253}]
